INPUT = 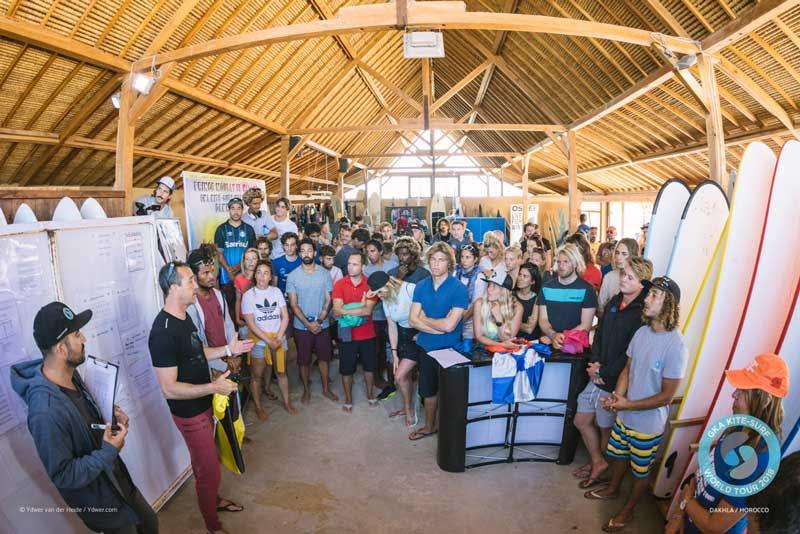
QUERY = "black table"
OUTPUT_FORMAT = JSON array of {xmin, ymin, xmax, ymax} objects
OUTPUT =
[{"xmin": 437, "ymin": 350, "xmax": 589, "ymax": 472}]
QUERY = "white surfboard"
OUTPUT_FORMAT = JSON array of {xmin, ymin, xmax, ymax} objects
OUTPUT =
[
  {"xmin": 368, "ymin": 191, "xmax": 381, "ymax": 226},
  {"xmin": 0, "ymin": 206, "xmax": 6, "ymax": 226},
  {"xmin": 80, "ymin": 197, "xmax": 108, "ymax": 219},
  {"xmin": 666, "ymin": 180, "xmax": 729, "ymax": 328},
  {"xmin": 52, "ymin": 197, "xmax": 82, "ymax": 221},
  {"xmin": 778, "ymin": 281, "xmax": 800, "ymax": 454},
  {"xmin": 653, "ymin": 142, "xmax": 777, "ymax": 498},
  {"xmin": 645, "ymin": 179, "xmax": 691, "ymax": 277},
  {"xmin": 13, "ymin": 203, "xmax": 37, "ymax": 223},
  {"xmin": 668, "ymin": 140, "xmax": 800, "ymax": 514}
]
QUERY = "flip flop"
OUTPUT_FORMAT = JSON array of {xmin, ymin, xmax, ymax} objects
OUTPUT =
[
  {"xmin": 583, "ymin": 488, "xmax": 618, "ymax": 500},
  {"xmin": 601, "ymin": 518, "xmax": 630, "ymax": 533},
  {"xmin": 388, "ymin": 408, "xmax": 406, "ymax": 419},
  {"xmin": 409, "ymin": 429, "xmax": 437, "ymax": 441},
  {"xmin": 368, "ymin": 398, "xmax": 379, "ymax": 407},
  {"xmin": 342, "ymin": 404, "xmax": 353, "ymax": 413},
  {"xmin": 216, "ymin": 499, "xmax": 244, "ymax": 513},
  {"xmin": 572, "ymin": 463, "xmax": 592, "ymax": 478},
  {"xmin": 578, "ymin": 475, "xmax": 611, "ymax": 490}
]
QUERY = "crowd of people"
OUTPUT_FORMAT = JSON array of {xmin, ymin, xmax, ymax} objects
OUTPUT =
[{"xmin": 8, "ymin": 185, "xmax": 797, "ymax": 534}]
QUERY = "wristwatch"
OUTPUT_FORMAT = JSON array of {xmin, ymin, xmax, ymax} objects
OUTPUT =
[
  {"xmin": 679, "ymin": 498, "xmax": 688, "ymax": 512},
  {"xmin": 225, "ymin": 344, "xmax": 232, "ymax": 358}
]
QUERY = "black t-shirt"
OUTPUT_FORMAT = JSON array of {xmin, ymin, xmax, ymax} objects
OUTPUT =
[
  {"xmin": 537, "ymin": 276, "xmax": 598, "ymax": 333},
  {"xmin": 516, "ymin": 292, "xmax": 541, "ymax": 340},
  {"xmin": 59, "ymin": 379, "xmax": 134, "ymax": 498},
  {"xmin": 148, "ymin": 310, "xmax": 211, "ymax": 418}
]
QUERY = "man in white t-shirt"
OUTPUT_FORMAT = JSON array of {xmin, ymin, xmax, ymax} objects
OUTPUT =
[
  {"xmin": 268, "ymin": 197, "xmax": 298, "ymax": 259},
  {"xmin": 133, "ymin": 176, "xmax": 174, "ymax": 218},
  {"xmin": 242, "ymin": 187, "xmax": 273, "ymax": 238}
]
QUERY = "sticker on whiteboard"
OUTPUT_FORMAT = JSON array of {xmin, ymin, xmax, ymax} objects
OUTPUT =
[{"xmin": 124, "ymin": 232, "xmax": 145, "ymax": 272}]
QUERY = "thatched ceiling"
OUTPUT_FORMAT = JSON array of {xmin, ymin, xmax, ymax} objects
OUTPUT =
[{"xmin": 0, "ymin": 0, "xmax": 798, "ymax": 196}]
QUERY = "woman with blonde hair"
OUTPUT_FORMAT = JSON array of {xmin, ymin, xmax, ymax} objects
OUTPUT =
[
  {"xmin": 666, "ymin": 353, "xmax": 788, "ymax": 534},
  {"xmin": 597, "ymin": 238, "xmax": 640, "ymax": 317},
  {"xmin": 504, "ymin": 243, "xmax": 524, "ymax": 285},
  {"xmin": 479, "ymin": 230, "xmax": 506, "ymax": 273},
  {"xmin": 474, "ymin": 271, "xmax": 523, "ymax": 350},
  {"xmin": 234, "ymin": 247, "xmax": 259, "ymax": 338}
]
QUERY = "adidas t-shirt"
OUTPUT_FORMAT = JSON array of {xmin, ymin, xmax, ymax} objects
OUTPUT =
[{"xmin": 241, "ymin": 286, "xmax": 286, "ymax": 338}]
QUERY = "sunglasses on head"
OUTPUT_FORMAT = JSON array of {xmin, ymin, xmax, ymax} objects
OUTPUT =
[
  {"xmin": 461, "ymin": 244, "xmax": 476, "ymax": 252},
  {"xmin": 191, "ymin": 257, "xmax": 215, "ymax": 267}
]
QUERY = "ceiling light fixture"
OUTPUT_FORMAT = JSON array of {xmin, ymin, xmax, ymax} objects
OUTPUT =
[
  {"xmin": 403, "ymin": 31, "xmax": 445, "ymax": 58},
  {"xmin": 132, "ymin": 72, "xmax": 155, "ymax": 95},
  {"xmin": 111, "ymin": 91, "xmax": 122, "ymax": 109},
  {"xmin": 676, "ymin": 54, "xmax": 697, "ymax": 70}
]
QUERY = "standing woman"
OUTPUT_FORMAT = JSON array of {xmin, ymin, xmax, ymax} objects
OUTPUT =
[
  {"xmin": 566, "ymin": 232, "xmax": 602, "ymax": 292},
  {"xmin": 234, "ymin": 248, "xmax": 259, "ymax": 338},
  {"xmin": 242, "ymin": 260, "xmax": 294, "ymax": 419},
  {"xmin": 515, "ymin": 263, "xmax": 542, "ymax": 341},
  {"xmin": 473, "ymin": 271, "xmax": 524, "ymax": 350},
  {"xmin": 597, "ymin": 238, "xmax": 640, "ymax": 317},
  {"xmin": 368, "ymin": 272, "xmax": 418, "ymax": 428},
  {"xmin": 666, "ymin": 353, "xmax": 788, "ymax": 534}
]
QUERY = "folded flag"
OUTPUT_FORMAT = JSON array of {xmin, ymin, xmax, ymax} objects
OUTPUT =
[{"xmin": 492, "ymin": 346, "xmax": 545, "ymax": 404}]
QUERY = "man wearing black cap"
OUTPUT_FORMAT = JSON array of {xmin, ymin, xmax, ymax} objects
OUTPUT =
[
  {"xmin": 590, "ymin": 276, "xmax": 689, "ymax": 532},
  {"xmin": 409, "ymin": 222, "xmax": 429, "ymax": 254},
  {"xmin": 214, "ymin": 197, "xmax": 256, "ymax": 314},
  {"xmin": 10, "ymin": 302, "xmax": 158, "ymax": 533}
]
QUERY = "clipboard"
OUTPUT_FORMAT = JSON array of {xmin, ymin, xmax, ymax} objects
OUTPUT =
[{"xmin": 83, "ymin": 355, "xmax": 120, "ymax": 427}]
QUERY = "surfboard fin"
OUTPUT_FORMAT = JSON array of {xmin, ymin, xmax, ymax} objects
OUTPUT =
[{"xmin": 664, "ymin": 450, "xmax": 677, "ymax": 477}]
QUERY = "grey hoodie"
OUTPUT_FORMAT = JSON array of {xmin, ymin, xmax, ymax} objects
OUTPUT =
[{"xmin": 10, "ymin": 359, "xmax": 139, "ymax": 531}]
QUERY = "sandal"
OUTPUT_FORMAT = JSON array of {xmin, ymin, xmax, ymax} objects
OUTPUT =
[
  {"xmin": 578, "ymin": 474, "xmax": 611, "ymax": 490},
  {"xmin": 572, "ymin": 463, "xmax": 592, "ymax": 478},
  {"xmin": 367, "ymin": 398, "xmax": 379, "ymax": 407},
  {"xmin": 601, "ymin": 517, "xmax": 630, "ymax": 533},
  {"xmin": 583, "ymin": 488, "xmax": 618, "ymax": 500},
  {"xmin": 216, "ymin": 499, "xmax": 244, "ymax": 513},
  {"xmin": 408, "ymin": 429, "xmax": 437, "ymax": 441},
  {"xmin": 342, "ymin": 403, "xmax": 353, "ymax": 413},
  {"xmin": 388, "ymin": 408, "xmax": 406, "ymax": 419}
]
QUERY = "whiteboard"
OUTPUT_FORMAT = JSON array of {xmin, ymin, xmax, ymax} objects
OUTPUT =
[
  {"xmin": 48, "ymin": 217, "xmax": 191, "ymax": 511},
  {"xmin": 0, "ymin": 224, "xmax": 86, "ymax": 533}
]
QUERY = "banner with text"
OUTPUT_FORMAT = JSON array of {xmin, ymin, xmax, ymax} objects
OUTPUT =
[
  {"xmin": 510, "ymin": 204, "xmax": 524, "ymax": 243},
  {"xmin": 182, "ymin": 172, "xmax": 267, "ymax": 249}
]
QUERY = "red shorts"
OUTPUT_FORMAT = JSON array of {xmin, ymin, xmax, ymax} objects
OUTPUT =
[{"xmin": 293, "ymin": 328, "xmax": 333, "ymax": 365}]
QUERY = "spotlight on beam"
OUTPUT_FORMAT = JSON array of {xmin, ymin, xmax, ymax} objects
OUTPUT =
[
  {"xmin": 111, "ymin": 91, "xmax": 122, "ymax": 109},
  {"xmin": 676, "ymin": 54, "xmax": 697, "ymax": 70},
  {"xmin": 132, "ymin": 73, "xmax": 155, "ymax": 95}
]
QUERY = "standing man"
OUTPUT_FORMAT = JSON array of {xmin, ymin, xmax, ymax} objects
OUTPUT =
[
  {"xmin": 589, "ymin": 277, "xmax": 688, "ymax": 533},
  {"xmin": 538, "ymin": 244, "xmax": 597, "ymax": 350},
  {"xmin": 574, "ymin": 257, "xmax": 652, "ymax": 488},
  {"xmin": 133, "ymin": 176, "xmax": 175, "ymax": 218},
  {"xmin": 332, "ymin": 252, "xmax": 378, "ymax": 412},
  {"xmin": 214, "ymin": 197, "xmax": 256, "ymax": 314},
  {"xmin": 605, "ymin": 226, "xmax": 618, "ymax": 244},
  {"xmin": 268, "ymin": 197, "xmax": 298, "ymax": 259},
  {"xmin": 11, "ymin": 302, "xmax": 158, "ymax": 534},
  {"xmin": 334, "ymin": 227, "xmax": 369, "ymax": 274},
  {"xmin": 408, "ymin": 242, "xmax": 469, "ymax": 440},
  {"xmin": 186, "ymin": 248, "xmax": 239, "ymax": 374},
  {"xmin": 286, "ymin": 238, "xmax": 338, "ymax": 404},
  {"xmin": 447, "ymin": 219, "xmax": 469, "ymax": 251},
  {"xmin": 335, "ymin": 224, "xmax": 352, "ymax": 252},
  {"xmin": 242, "ymin": 187, "xmax": 273, "ymax": 238},
  {"xmin": 578, "ymin": 213, "xmax": 590, "ymax": 235},
  {"xmin": 409, "ymin": 222, "xmax": 429, "ymax": 254},
  {"xmin": 149, "ymin": 262, "xmax": 253, "ymax": 534},
  {"xmin": 380, "ymin": 222, "xmax": 394, "ymax": 244},
  {"xmin": 364, "ymin": 239, "xmax": 399, "ymax": 398},
  {"xmin": 272, "ymin": 232, "xmax": 301, "ymax": 294},
  {"xmin": 388, "ymin": 236, "xmax": 430, "ymax": 284}
]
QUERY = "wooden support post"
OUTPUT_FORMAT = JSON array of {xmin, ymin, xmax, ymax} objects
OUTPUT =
[
  {"xmin": 114, "ymin": 76, "xmax": 135, "ymax": 209},
  {"xmin": 699, "ymin": 54, "xmax": 727, "ymax": 191},
  {"xmin": 337, "ymin": 170, "xmax": 345, "ymax": 217},
  {"xmin": 279, "ymin": 135, "xmax": 290, "ymax": 198},
  {"xmin": 567, "ymin": 130, "xmax": 580, "ymax": 232},
  {"xmin": 522, "ymin": 153, "xmax": 530, "ymax": 223}
]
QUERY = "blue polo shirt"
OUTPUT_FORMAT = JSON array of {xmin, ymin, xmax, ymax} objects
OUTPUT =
[{"xmin": 412, "ymin": 275, "xmax": 469, "ymax": 351}]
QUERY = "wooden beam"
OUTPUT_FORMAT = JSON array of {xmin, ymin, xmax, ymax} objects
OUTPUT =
[
  {"xmin": 280, "ymin": 135, "xmax": 290, "ymax": 197},
  {"xmin": 567, "ymin": 130, "xmax": 580, "ymax": 232},
  {"xmin": 422, "ymin": 58, "xmax": 432, "ymax": 129},
  {"xmin": 341, "ymin": 151, "xmax": 518, "ymax": 158},
  {"xmin": 354, "ymin": 59, "xmax": 422, "ymax": 112},
  {"xmin": 114, "ymin": 77, "xmax": 135, "ymax": 208},
  {"xmin": 703, "ymin": 0, "xmax": 800, "ymax": 54},
  {"xmin": 699, "ymin": 54, "xmax": 727, "ymax": 190},
  {"xmin": 287, "ymin": 135, "xmax": 309, "ymax": 159},
  {"xmin": 430, "ymin": 59, "xmax": 493, "ymax": 113},
  {"xmin": 0, "ymin": 127, "xmax": 59, "ymax": 144},
  {"xmin": 290, "ymin": 122, "xmax": 565, "ymax": 134},
  {"xmin": 522, "ymin": 152, "xmax": 530, "ymax": 223},
  {"xmin": 643, "ymin": 0, "xmax": 690, "ymax": 37},
  {"xmin": 715, "ymin": 56, "xmax": 797, "ymax": 138},
  {"xmin": 133, "ymin": 2, "xmax": 699, "ymax": 69}
]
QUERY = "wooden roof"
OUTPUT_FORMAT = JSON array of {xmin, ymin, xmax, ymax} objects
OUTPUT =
[{"xmin": 0, "ymin": 0, "xmax": 799, "ymax": 196}]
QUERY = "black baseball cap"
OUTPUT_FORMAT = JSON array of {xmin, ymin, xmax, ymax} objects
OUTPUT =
[
  {"xmin": 33, "ymin": 302, "xmax": 92, "ymax": 350},
  {"xmin": 367, "ymin": 271, "xmax": 390, "ymax": 291},
  {"xmin": 482, "ymin": 270, "xmax": 514, "ymax": 291},
  {"xmin": 651, "ymin": 276, "xmax": 681, "ymax": 303},
  {"xmin": 227, "ymin": 197, "xmax": 244, "ymax": 209}
]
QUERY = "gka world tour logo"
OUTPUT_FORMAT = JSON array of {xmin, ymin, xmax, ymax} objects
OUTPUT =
[{"xmin": 699, "ymin": 414, "xmax": 782, "ymax": 498}]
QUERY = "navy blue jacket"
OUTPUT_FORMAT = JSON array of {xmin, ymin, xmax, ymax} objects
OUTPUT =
[{"xmin": 10, "ymin": 359, "xmax": 139, "ymax": 531}]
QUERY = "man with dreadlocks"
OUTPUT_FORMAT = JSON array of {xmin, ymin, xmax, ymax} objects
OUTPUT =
[
  {"xmin": 585, "ymin": 276, "xmax": 689, "ymax": 533},
  {"xmin": 388, "ymin": 236, "xmax": 430, "ymax": 284}
]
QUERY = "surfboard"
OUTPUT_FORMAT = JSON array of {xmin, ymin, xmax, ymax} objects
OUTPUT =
[
  {"xmin": 0, "ymin": 206, "xmax": 6, "ymax": 226},
  {"xmin": 13, "ymin": 203, "xmax": 37, "ymax": 223},
  {"xmin": 431, "ymin": 191, "xmax": 446, "ymax": 228},
  {"xmin": 668, "ymin": 140, "xmax": 800, "ymax": 514},
  {"xmin": 653, "ymin": 142, "xmax": 777, "ymax": 498},
  {"xmin": 80, "ymin": 197, "xmax": 108, "ymax": 219},
  {"xmin": 645, "ymin": 179, "xmax": 691, "ymax": 277},
  {"xmin": 666, "ymin": 180, "xmax": 729, "ymax": 329},
  {"xmin": 52, "ymin": 197, "xmax": 82, "ymax": 221},
  {"xmin": 778, "ymin": 279, "xmax": 800, "ymax": 455},
  {"xmin": 367, "ymin": 191, "xmax": 381, "ymax": 227}
]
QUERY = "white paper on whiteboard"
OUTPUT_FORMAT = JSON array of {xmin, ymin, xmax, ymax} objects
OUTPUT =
[
  {"xmin": 427, "ymin": 348, "xmax": 470, "ymax": 368},
  {"xmin": 82, "ymin": 356, "xmax": 118, "ymax": 424},
  {"xmin": 123, "ymin": 231, "xmax": 145, "ymax": 272}
]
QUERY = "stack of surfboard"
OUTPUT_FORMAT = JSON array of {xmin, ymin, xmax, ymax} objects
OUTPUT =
[{"xmin": 642, "ymin": 141, "xmax": 800, "ymax": 513}]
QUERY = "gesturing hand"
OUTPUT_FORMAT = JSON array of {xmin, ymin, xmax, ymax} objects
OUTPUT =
[{"xmin": 229, "ymin": 338, "xmax": 254, "ymax": 355}]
